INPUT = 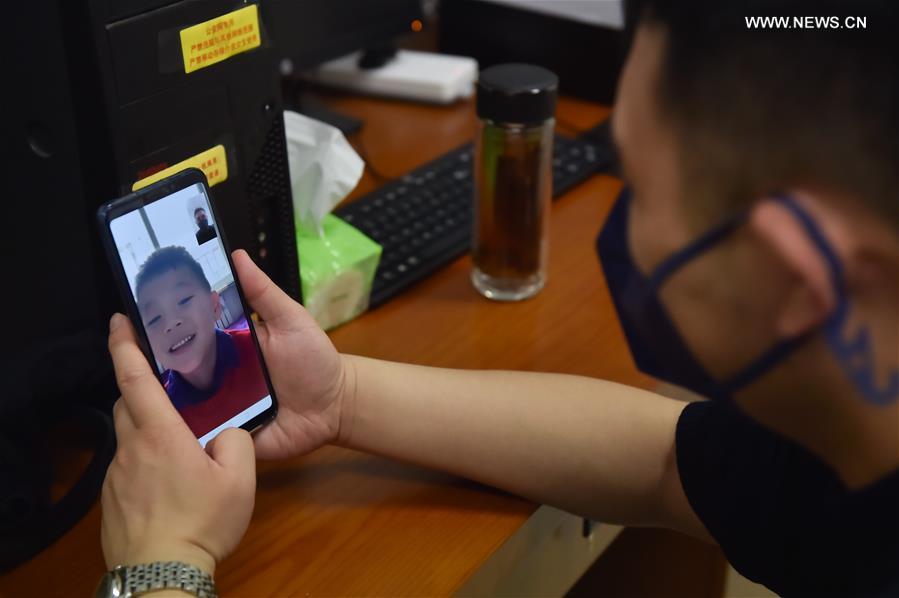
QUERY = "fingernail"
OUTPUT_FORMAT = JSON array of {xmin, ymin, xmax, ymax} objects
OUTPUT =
[{"xmin": 109, "ymin": 313, "xmax": 125, "ymax": 332}]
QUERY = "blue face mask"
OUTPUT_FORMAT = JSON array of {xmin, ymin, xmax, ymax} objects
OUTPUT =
[{"xmin": 596, "ymin": 188, "xmax": 899, "ymax": 404}]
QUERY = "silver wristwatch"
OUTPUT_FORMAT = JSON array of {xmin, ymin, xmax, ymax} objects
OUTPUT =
[{"xmin": 94, "ymin": 561, "xmax": 217, "ymax": 598}]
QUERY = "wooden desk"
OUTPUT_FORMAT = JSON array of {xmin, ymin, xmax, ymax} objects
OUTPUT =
[{"xmin": 1, "ymin": 95, "xmax": 654, "ymax": 597}]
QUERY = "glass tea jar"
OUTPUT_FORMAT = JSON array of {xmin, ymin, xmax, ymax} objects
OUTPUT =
[{"xmin": 471, "ymin": 63, "xmax": 558, "ymax": 301}]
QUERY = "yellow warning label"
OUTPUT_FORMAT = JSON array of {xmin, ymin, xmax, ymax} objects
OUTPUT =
[
  {"xmin": 179, "ymin": 5, "xmax": 261, "ymax": 74},
  {"xmin": 132, "ymin": 145, "xmax": 228, "ymax": 191}
]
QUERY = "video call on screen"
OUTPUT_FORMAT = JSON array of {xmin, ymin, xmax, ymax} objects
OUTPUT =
[{"xmin": 109, "ymin": 183, "xmax": 272, "ymax": 446}]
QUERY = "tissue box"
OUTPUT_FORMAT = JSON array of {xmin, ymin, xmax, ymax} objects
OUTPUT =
[{"xmin": 297, "ymin": 214, "xmax": 381, "ymax": 330}]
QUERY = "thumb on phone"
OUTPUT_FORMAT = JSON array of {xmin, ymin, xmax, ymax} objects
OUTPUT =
[
  {"xmin": 232, "ymin": 250, "xmax": 302, "ymax": 329},
  {"xmin": 206, "ymin": 427, "xmax": 256, "ymax": 478}
]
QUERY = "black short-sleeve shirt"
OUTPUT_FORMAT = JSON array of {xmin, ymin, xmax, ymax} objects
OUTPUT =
[{"xmin": 676, "ymin": 399, "xmax": 899, "ymax": 597}]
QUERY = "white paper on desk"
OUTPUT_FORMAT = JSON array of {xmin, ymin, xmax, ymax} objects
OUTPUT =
[
  {"xmin": 477, "ymin": 0, "xmax": 624, "ymax": 29},
  {"xmin": 284, "ymin": 110, "xmax": 364, "ymax": 236}
]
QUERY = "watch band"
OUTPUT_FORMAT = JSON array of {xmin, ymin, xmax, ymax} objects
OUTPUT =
[{"xmin": 120, "ymin": 561, "xmax": 217, "ymax": 597}]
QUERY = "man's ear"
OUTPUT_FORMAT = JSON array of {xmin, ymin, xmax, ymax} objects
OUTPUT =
[
  {"xmin": 210, "ymin": 291, "xmax": 222, "ymax": 320},
  {"xmin": 748, "ymin": 196, "xmax": 837, "ymax": 338}
]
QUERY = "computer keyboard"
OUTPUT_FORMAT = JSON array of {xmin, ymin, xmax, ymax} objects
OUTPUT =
[{"xmin": 336, "ymin": 134, "xmax": 613, "ymax": 308}]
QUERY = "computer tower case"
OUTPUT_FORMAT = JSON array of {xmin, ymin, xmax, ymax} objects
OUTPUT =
[
  {"xmin": 82, "ymin": 0, "xmax": 300, "ymax": 303},
  {"xmin": 2, "ymin": 0, "xmax": 298, "ymax": 569},
  {"xmin": 9, "ymin": 0, "xmax": 299, "ymax": 420}
]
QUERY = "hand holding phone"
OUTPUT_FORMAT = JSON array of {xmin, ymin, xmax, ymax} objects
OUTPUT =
[
  {"xmin": 102, "ymin": 313, "xmax": 255, "ymax": 572},
  {"xmin": 229, "ymin": 250, "xmax": 347, "ymax": 459}
]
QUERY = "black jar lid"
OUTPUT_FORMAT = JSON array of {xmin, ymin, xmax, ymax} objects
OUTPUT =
[{"xmin": 476, "ymin": 63, "xmax": 558, "ymax": 124}]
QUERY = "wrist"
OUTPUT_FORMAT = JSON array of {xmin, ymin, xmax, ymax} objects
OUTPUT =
[{"xmin": 335, "ymin": 354, "xmax": 359, "ymax": 448}]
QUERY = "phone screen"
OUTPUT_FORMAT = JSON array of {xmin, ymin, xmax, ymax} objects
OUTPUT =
[{"xmin": 107, "ymin": 181, "xmax": 274, "ymax": 447}]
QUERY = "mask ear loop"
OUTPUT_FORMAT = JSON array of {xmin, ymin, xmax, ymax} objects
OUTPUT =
[
  {"xmin": 645, "ymin": 213, "xmax": 745, "ymax": 291},
  {"xmin": 654, "ymin": 206, "xmax": 810, "ymax": 397},
  {"xmin": 630, "ymin": 194, "xmax": 898, "ymax": 403},
  {"xmin": 635, "ymin": 209, "xmax": 754, "ymax": 400},
  {"xmin": 636, "ymin": 197, "xmax": 822, "ymax": 398},
  {"xmin": 774, "ymin": 196, "xmax": 899, "ymax": 405}
]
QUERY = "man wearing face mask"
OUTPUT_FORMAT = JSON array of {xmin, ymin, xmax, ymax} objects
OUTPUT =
[
  {"xmin": 194, "ymin": 207, "xmax": 217, "ymax": 245},
  {"xmin": 97, "ymin": 1, "xmax": 897, "ymax": 596}
]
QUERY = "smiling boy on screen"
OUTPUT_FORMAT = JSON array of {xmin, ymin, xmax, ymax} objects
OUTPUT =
[{"xmin": 134, "ymin": 246, "xmax": 268, "ymax": 437}]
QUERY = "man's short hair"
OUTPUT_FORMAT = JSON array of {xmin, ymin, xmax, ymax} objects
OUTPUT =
[
  {"xmin": 626, "ymin": 0, "xmax": 897, "ymax": 229},
  {"xmin": 135, "ymin": 246, "xmax": 211, "ymax": 299},
  {"xmin": 194, "ymin": 207, "xmax": 206, "ymax": 216}
]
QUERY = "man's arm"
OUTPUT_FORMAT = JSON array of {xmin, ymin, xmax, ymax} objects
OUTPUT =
[
  {"xmin": 237, "ymin": 251, "xmax": 709, "ymax": 540},
  {"xmin": 339, "ymin": 356, "xmax": 709, "ymax": 538}
]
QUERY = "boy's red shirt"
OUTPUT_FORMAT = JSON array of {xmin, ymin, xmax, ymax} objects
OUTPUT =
[{"xmin": 162, "ymin": 327, "xmax": 269, "ymax": 437}]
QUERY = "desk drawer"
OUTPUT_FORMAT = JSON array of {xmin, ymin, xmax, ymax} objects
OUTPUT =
[{"xmin": 455, "ymin": 507, "xmax": 622, "ymax": 597}]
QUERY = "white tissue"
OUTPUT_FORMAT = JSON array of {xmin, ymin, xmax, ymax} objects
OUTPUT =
[{"xmin": 284, "ymin": 111, "xmax": 364, "ymax": 236}]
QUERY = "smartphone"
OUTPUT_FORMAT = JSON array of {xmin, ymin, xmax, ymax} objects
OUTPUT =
[{"xmin": 98, "ymin": 168, "xmax": 277, "ymax": 447}]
